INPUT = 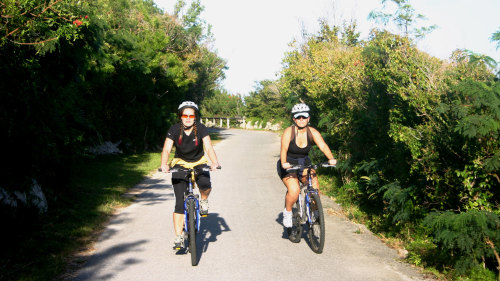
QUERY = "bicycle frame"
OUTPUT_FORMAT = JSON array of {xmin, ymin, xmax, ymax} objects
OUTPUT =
[
  {"xmin": 298, "ymin": 166, "xmax": 320, "ymax": 225},
  {"xmin": 183, "ymin": 171, "xmax": 201, "ymax": 233},
  {"xmin": 289, "ymin": 163, "xmax": 333, "ymax": 223}
]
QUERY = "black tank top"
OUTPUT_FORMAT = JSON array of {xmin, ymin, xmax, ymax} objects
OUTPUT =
[{"xmin": 287, "ymin": 125, "xmax": 314, "ymax": 159}]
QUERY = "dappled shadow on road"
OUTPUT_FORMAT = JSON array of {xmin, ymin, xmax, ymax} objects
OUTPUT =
[
  {"xmin": 96, "ymin": 179, "xmax": 174, "ymax": 243},
  {"xmin": 197, "ymin": 213, "xmax": 231, "ymax": 261},
  {"xmin": 129, "ymin": 177, "xmax": 175, "ymax": 206},
  {"xmin": 73, "ymin": 239, "xmax": 148, "ymax": 281}
]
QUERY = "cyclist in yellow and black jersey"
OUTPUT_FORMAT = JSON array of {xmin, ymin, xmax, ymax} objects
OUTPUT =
[{"xmin": 160, "ymin": 101, "xmax": 220, "ymax": 249}]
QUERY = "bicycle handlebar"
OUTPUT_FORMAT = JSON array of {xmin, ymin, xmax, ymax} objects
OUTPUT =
[
  {"xmin": 286, "ymin": 162, "xmax": 335, "ymax": 172},
  {"xmin": 158, "ymin": 165, "xmax": 221, "ymax": 173}
]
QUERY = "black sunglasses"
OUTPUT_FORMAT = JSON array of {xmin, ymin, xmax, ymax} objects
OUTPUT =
[{"xmin": 294, "ymin": 116, "xmax": 308, "ymax": 120}]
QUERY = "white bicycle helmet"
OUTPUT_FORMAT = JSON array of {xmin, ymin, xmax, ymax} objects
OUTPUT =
[
  {"xmin": 178, "ymin": 101, "xmax": 198, "ymax": 111},
  {"xmin": 291, "ymin": 103, "xmax": 310, "ymax": 118}
]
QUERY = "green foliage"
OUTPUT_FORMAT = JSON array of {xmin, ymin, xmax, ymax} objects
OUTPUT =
[
  {"xmin": 341, "ymin": 20, "xmax": 362, "ymax": 47},
  {"xmin": 406, "ymin": 237, "xmax": 438, "ymax": 267},
  {"xmin": 468, "ymin": 266, "xmax": 498, "ymax": 281},
  {"xmin": 491, "ymin": 28, "xmax": 500, "ymax": 50},
  {"xmin": 449, "ymin": 79, "xmax": 499, "ymax": 149},
  {"xmin": 368, "ymin": 0, "xmax": 437, "ymax": 39},
  {"xmin": 1, "ymin": 0, "xmax": 226, "ymax": 195},
  {"xmin": 244, "ymin": 80, "xmax": 288, "ymax": 124},
  {"xmin": 201, "ymin": 89, "xmax": 244, "ymax": 117},
  {"xmin": 0, "ymin": 152, "xmax": 161, "ymax": 281},
  {"xmin": 436, "ymin": 78, "xmax": 500, "ymax": 211},
  {"xmin": 2, "ymin": 0, "xmax": 226, "ymax": 277},
  {"xmin": 315, "ymin": 18, "xmax": 340, "ymax": 43},
  {"xmin": 424, "ymin": 210, "xmax": 500, "ymax": 276},
  {"xmin": 0, "ymin": 0, "xmax": 90, "ymax": 53}
]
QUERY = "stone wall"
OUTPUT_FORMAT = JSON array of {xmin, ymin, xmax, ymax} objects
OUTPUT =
[
  {"xmin": 200, "ymin": 117, "xmax": 282, "ymax": 131},
  {"xmin": 240, "ymin": 120, "xmax": 282, "ymax": 131}
]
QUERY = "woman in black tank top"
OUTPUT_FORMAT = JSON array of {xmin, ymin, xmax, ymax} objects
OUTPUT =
[
  {"xmin": 277, "ymin": 103, "xmax": 337, "ymax": 229},
  {"xmin": 286, "ymin": 125, "xmax": 313, "ymax": 158}
]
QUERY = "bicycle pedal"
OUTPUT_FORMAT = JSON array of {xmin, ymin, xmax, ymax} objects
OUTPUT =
[
  {"xmin": 200, "ymin": 214, "xmax": 208, "ymax": 217},
  {"xmin": 173, "ymin": 246, "xmax": 182, "ymax": 250}
]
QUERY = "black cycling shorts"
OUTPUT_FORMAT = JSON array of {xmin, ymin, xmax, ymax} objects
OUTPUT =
[
  {"xmin": 171, "ymin": 166, "xmax": 211, "ymax": 214},
  {"xmin": 276, "ymin": 156, "xmax": 311, "ymax": 180}
]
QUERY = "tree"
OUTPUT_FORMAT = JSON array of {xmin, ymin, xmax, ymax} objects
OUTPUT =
[
  {"xmin": 201, "ymin": 89, "xmax": 243, "ymax": 117},
  {"xmin": 368, "ymin": 0, "xmax": 437, "ymax": 39},
  {"xmin": 244, "ymin": 80, "xmax": 288, "ymax": 123},
  {"xmin": 0, "ymin": 0, "xmax": 226, "ymax": 196},
  {"xmin": 341, "ymin": 20, "xmax": 361, "ymax": 47},
  {"xmin": 0, "ymin": 0, "xmax": 90, "ymax": 53},
  {"xmin": 424, "ymin": 210, "xmax": 500, "ymax": 276},
  {"xmin": 491, "ymin": 28, "xmax": 500, "ymax": 50}
]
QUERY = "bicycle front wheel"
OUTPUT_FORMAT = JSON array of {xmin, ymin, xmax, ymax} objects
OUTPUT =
[
  {"xmin": 187, "ymin": 200, "xmax": 198, "ymax": 266},
  {"xmin": 307, "ymin": 192, "xmax": 325, "ymax": 253}
]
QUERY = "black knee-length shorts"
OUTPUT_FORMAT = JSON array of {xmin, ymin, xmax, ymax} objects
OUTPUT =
[
  {"xmin": 276, "ymin": 156, "xmax": 311, "ymax": 179},
  {"xmin": 171, "ymin": 166, "xmax": 211, "ymax": 214}
]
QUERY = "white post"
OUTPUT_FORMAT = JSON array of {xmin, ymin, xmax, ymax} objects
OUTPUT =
[
  {"xmin": 219, "ymin": 118, "xmax": 223, "ymax": 128},
  {"xmin": 227, "ymin": 118, "xmax": 230, "ymax": 128}
]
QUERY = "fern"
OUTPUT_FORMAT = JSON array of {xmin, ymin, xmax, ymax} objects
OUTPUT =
[{"xmin": 424, "ymin": 210, "xmax": 500, "ymax": 275}]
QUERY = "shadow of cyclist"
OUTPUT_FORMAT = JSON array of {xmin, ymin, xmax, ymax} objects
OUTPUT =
[
  {"xmin": 196, "ymin": 213, "xmax": 231, "ymax": 261},
  {"xmin": 275, "ymin": 212, "xmax": 307, "ymax": 241}
]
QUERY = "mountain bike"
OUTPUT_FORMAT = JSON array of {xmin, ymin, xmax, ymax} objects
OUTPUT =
[
  {"xmin": 286, "ymin": 162, "xmax": 335, "ymax": 254},
  {"xmin": 162, "ymin": 164, "xmax": 220, "ymax": 266}
]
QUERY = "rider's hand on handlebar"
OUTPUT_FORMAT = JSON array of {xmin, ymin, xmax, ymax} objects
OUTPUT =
[
  {"xmin": 160, "ymin": 164, "xmax": 170, "ymax": 173},
  {"xmin": 210, "ymin": 162, "xmax": 221, "ymax": 171},
  {"xmin": 282, "ymin": 162, "xmax": 292, "ymax": 170},
  {"xmin": 328, "ymin": 159, "xmax": 337, "ymax": 166}
]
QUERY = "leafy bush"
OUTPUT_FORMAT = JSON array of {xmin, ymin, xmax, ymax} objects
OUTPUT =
[
  {"xmin": 1, "ymin": 0, "xmax": 226, "ymax": 198},
  {"xmin": 423, "ymin": 210, "xmax": 500, "ymax": 276}
]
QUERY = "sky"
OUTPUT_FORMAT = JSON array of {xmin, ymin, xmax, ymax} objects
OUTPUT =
[{"xmin": 154, "ymin": 0, "xmax": 500, "ymax": 95}]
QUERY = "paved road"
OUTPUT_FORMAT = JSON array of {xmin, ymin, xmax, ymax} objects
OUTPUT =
[{"xmin": 73, "ymin": 129, "xmax": 428, "ymax": 281}]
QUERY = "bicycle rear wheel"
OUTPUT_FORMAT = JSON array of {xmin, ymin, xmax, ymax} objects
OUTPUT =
[
  {"xmin": 287, "ymin": 202, "xmax": 302, "ymax": 243},
  {"xmin": 187, "ymin": 200, "xmax": 198, "ymax": 266},
  {"xmin": 307, "ymin": 193, "xmax": 325, "ymax": 253}
]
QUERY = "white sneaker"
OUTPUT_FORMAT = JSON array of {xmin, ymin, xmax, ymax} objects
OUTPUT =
[
  {"xmin": 200, "ymin": 199, "xmax": 209, "ymax": 216},
  {"xmin": 173, "ymin": 234, "xmax": 184, "ymax": 249},
  {"xmin": 283, "ymin": 208, "xmax": 293, "ymax": 228}
]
